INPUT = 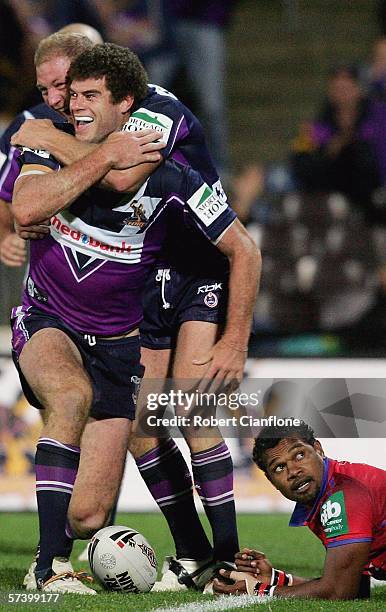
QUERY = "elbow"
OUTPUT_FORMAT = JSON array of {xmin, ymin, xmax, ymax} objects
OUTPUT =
[
  {"xmin": 12, "ymin": 202, "xmax": 31, "ymax": 227},
  {"xmin": 243, "ymin": 230, "xmax": 262, "ymax": 270},
  {"xmin": 13, "ymin": 200, "xmax": 42, "ymax": 226},
  {"xmin": 110, "ymin": 177, "xmax": 129, "ymax": 193},
  {"xmin": 316, "ymin": 579, "xmax": 357, "ymax": 601}
]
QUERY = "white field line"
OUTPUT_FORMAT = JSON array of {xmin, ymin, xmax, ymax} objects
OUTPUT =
[{"xmin": 152, "ymin": 594, "xmax": 271, "ymax": 612}]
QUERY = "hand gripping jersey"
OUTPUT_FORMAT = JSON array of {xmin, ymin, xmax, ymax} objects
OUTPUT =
[
  {"xmin": 289, "ymin": 457, "xmax": 386, "ymax": 578},
  {"xmin": 0, "ymin": 103, "xmax": 64, "ymax": 203},
  {"xmin": 122, "ymin": 84, "xmax": 229, "ymax": 276},
  {"xmin": 17, "ymin": 144, "xmax": 236, "ymax": 336}
]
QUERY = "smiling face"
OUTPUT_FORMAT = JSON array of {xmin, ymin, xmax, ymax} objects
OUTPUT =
[
  {"xmin": 36, "ymin": 55, "xmax": 71, "ymax": 116},
  {"xmin": 69, "ymin": 76, "xmax": 133, "ymax": 143},
  {"xmin": 264, "ymin": 438, "xmax": 325, "ymax": 505}
]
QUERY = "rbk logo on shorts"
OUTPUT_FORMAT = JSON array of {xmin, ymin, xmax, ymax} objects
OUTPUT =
[
  {"xmin": 320, "ymin": 491, "xmax": 349, "ymax": 538},
  {"xmin": 188, "ymin": 184, "xmax": 228, "ymax": 227},
  {"xmin": 122, "ymin": 109, "xmax": 173, "ymax": 144},
  {"xmin": 197, "ymin": 283, "xmax": 222, "ymax": 294}
]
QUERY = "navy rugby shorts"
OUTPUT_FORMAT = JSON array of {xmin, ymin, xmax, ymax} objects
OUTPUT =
[
  {"xmin": 10, "ymin": 306, "xmax": 143, "ymax": 420},
  {"xmin": 140, "ymin": 268, "xmax": 228, "ymax": 350}
]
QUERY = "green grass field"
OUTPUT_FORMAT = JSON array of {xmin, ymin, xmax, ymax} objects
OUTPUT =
[{"xmin": 0, "ymin": 512, "xmax": 385, "ymax": 611}]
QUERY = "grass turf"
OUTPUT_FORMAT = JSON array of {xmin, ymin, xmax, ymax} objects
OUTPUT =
[{"xmin": 0, "ymin": 512, "xmax": 385, "ymax": 611}]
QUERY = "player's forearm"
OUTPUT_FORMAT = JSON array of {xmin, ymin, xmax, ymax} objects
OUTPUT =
[
  {"xmin": 101, "ymin": 161, "xmax": 161, "ymax": 193},
  {"xmin": 36, "ymin": 128, "xmax": 97, "ymax": 165},
  {"xmin": 13, "ymin": 146, "xmax": 114, "ymax": 225},
  {"xmin": 275, "ymin": 576, "xmax": 353, "ymax": 600},
  {"xmin": 40, "ymin": 129, "xmax": 160, "ymax": 193},
  {"xmin": 221, "ymin": 224, "xmax": 261, "ymax": 348}
]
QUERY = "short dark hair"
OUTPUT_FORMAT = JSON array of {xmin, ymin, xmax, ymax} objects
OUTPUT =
[
  {"xmin": 253, "ymin": 420, "xmax": 316, "ymax": 474},
  {"xmin": 67, "ymin": 42, "xmax": 148, "ymax": 105}
]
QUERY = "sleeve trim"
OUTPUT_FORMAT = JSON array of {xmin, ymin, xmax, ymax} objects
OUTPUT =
[
  {"xmin": 326, "ymin": 537, "xmax": 372, "ymax": 548},
  {"xmin": 213, "ymin": 217, "xmax": 237, "ymax": 245}
]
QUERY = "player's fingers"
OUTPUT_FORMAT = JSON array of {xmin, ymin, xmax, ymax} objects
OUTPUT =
[
  {"xmin": 196, "ymin": 366, "xmax": 219, "ymax": 394},
  {"xmin": 235, "ymin": 560, "xmax": 254, "ymax": 572},
  {"xmin": 0, "ymin": 259, "xmax": 23, "ymax": 267},
  {"xmin": 138, "ymin": 132, "xmax": 164, "ymax": 145},
  {"xmin": 134, "ymin": 129, "xmax": 162, "ymax": 140},
  {"xmin": 20, "ymin": 225, "xmax": 50, "ymax": 236},
  {"xmin": 229, "ymin": 570, "xmax": 248, "ymax": 582},
  {"xmin": 251, "ymin": 550, "xmax": 266, "ymax": 558},
  {"xmin": 0, "ymin": 252, "xmax": 25, "ymax": 266},
  {"xmin": 219, "ymin": 569, "xmax": 231, "ymax": 579},
  {"xmin": 242, "ymin": 548, "xmax": 265, "ymax": 557},
  {"xmin": 223, "ymin": 372, "xmax": 240, "ymax": 391},
  {"xmin": 213, "ymin": 579, "xmax": 235, "ymax": 595},
  {"xmin": 18, "ymin": 230, "xmax": 46, "ymax": 240},
  {"xmin": 141, "ymin": 141, "xmax": 165, "ymax": 152},
  {"xmin": 9, "ymin": 242, "xmax": 26, "ymax": 255},
  {"xmin": 193, "ymin": 352, "xmax": 213, "ymax": 366},
  {"xmin": 206, "ymin": 369, "xmax": 229, "ymax": 395},
  {"xmin": 143, "ymin": 152, "xmax": 162, "ymax": 163}
]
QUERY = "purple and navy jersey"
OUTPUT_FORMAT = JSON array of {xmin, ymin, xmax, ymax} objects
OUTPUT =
[
  {"xmin": 290, "ymin": 458, "xmax": 386, "ymax": 577},
  {"xmin": 122, "ymin": 84, "xmax": 229, "ymax": 274},
  {"xmin": 0, "ymin": 103, "xmax": 63, "ymax": 203},
  {"xmin": 16, "ymin": 145, "xmax": 236, "ymax": 336}
]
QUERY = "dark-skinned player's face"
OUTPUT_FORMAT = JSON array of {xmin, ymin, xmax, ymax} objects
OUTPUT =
[{"xmin": 264, "ymin": 438, "xmax": 325, "ymax": 505}]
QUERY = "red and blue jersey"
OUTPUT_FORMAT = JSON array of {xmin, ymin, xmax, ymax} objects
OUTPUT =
[{"xmin": 289, "ymin": 457, "xmax": 386, "ymax": 577}]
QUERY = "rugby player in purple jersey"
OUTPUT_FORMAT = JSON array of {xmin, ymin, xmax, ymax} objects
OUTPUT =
[
  {"xmin": 13, "ymin": 42, "xmax": 262, "ymax": 592},
  {"xmin": 1, "ymin": 29, "xmax": 163, "ymax": 592},
  {"xmin": 12, "ymin": 43, "xmax": 260, "ymax": 593}
]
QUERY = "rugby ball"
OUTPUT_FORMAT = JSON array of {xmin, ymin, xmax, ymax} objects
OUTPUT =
[{"xmin": 88, "ymin": 525, "xmax": 157, "ymax": 592}]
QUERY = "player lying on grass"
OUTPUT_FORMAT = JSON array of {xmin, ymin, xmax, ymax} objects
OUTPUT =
[{"xmin": 213, "ymin": 421, "xmax": 386, "ymax": 600}]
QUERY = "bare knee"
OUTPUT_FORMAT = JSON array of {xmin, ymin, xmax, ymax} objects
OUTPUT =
[{"xmin": 52, "ymin": 382, "xmax": 93, "ymax": 415}]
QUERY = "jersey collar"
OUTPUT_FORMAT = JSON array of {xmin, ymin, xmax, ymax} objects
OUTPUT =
[{"xmin": 289, "ymin": 457, "xmax": 330, "ymax": 527}]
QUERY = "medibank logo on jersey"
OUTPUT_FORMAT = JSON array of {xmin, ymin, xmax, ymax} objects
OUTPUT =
[
  {"xmin": 188, "ymin": 184, "xmax": 227, "ymax": 227},
  {"xmin": 320, "ymin": 491, "xmax": 349, "ymax": 538},
  {"xmin": 51, "ymin": 216, "xmax": 131, "ymax": 254}
]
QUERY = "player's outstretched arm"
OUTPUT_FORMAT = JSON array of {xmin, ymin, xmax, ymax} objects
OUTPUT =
[
  {"xmin": 215, "ymin": 542, "xmax": 370, "ymax": 600},
  {"xmin": 195, "ymin": 219, "xmax": 261, "ymax": 389},
  {"xmin": 11, "ymin": 120, "xmax": 164, "ymax": 191},
  {"xmin": 12, "ymin": 134, "xmax": 143, "ymax": 226}
]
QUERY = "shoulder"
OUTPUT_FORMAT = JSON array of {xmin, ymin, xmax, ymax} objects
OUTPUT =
[
  {"xmin": 0, "ymin": 111, "xmax": 31, "ymax": 148},
  {"xmin": 25, "ymin": 103, "xmax": 64, "ymax": 122},
  {"xmin": 18, "ymin": 146, "xmax": 58, "ymax": 174}
]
